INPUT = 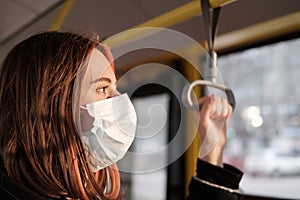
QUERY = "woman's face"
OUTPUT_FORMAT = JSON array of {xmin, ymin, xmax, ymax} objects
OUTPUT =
[
  {"xmin": 78, "ymin": 47, "xmax": 118, "ymax": 131},
  {"xmin": 80, "ymin": 48, "xmax": 118, "ymax": 106}
]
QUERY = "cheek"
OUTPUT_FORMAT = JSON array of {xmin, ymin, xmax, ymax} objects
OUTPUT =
[
  {"xmin": 80, "ymin": 89, "xmax": 105, "ymax": 105},
  {"xmin": 80, "ymin": 109, "xmax": 94, "ymax": 131}
]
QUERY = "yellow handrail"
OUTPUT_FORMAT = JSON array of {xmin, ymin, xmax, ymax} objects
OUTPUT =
[
  {"xmin": 50, "ymin": 0, "xmax": 75, "ymax": 31},
  {"xmin": 215, "ymin": 10, "xmax": 300, "ymax": 53},
  {"xmin": 104, "ymin": 0, "xmax": 236, "ymax": 47}
]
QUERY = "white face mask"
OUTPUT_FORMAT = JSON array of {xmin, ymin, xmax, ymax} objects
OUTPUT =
[{"xmin": 80, "ymin": 93, "xmax": 137, "ymax": 172}]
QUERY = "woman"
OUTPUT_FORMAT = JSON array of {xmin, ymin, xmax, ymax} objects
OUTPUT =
[{"xmin": 0, "ymin": 31, "xmax": 243, "ymax": 199}]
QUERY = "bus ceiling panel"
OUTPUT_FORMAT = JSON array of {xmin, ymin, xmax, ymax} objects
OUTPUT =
[{"xmin": 0, "ymin": 0, "xmax": 63, "ymax": 46}]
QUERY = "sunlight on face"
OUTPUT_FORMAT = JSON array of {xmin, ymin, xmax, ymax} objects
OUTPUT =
[{"xmin": 80, "ymin": 48, "xmax": 118, "ymax": 106}]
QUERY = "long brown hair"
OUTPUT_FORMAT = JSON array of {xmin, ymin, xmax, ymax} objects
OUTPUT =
[{"xmin": 0, "ymin": 31, "xmax": 120, "ymax": 199}]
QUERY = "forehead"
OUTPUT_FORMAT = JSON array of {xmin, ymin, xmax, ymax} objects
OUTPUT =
[
  {"xmin": 86, "ymin": 48, "xmax": 111, "ymax": 77},
  {"xmin": 79, "ymin": 48, "xmax": 114, "ymax": 91}
]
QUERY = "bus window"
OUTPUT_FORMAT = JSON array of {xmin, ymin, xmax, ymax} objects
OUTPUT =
[
  {"xmin": 118, "ymin": 94, "xmax": 169, "ymax": 200},
  {"xmin": 219, "ymin": 37, "xmax": 300, "ymax": 199}
]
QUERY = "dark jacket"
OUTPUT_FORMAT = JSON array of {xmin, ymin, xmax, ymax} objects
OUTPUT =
[
  {"xmin": 187, "ymin": 159, "xmax": 243, "ymax": 200},
  {"xmin": 0, "ymin": 159, "xmax": 243, "ymax": 199}
]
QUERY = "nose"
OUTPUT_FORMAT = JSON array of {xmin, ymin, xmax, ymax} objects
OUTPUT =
[
  {"xmin": 112, "ymin": 90, "xmax": 121, "ymax": 97},
  {"xmin": 107, "ymin": 89, "xmax": 120, "ymax": 99}
]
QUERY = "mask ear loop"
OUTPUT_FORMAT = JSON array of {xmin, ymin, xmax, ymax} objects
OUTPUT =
[{"xmin": 80, "ymin": 105, "xmax": 87, "ymax": 110}]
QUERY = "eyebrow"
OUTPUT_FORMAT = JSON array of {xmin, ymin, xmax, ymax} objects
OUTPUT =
[{"xmin": 90, "ymin": 77, "xmax": 111, "ymax": 85}]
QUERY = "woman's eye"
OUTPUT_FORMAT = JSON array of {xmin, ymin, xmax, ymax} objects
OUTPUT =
[{"xmin": 97, "ymin": 87, "xmax": 106, "ymax": 94}]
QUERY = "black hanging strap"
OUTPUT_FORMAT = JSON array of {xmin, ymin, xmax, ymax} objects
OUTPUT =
[
  {"xmin": 201, "ymin": 0, "xmax": 221, "ymax": 56},
  {"xmin": 182, "ymin": 1, "xmax": 236, "ymax": 112}
]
